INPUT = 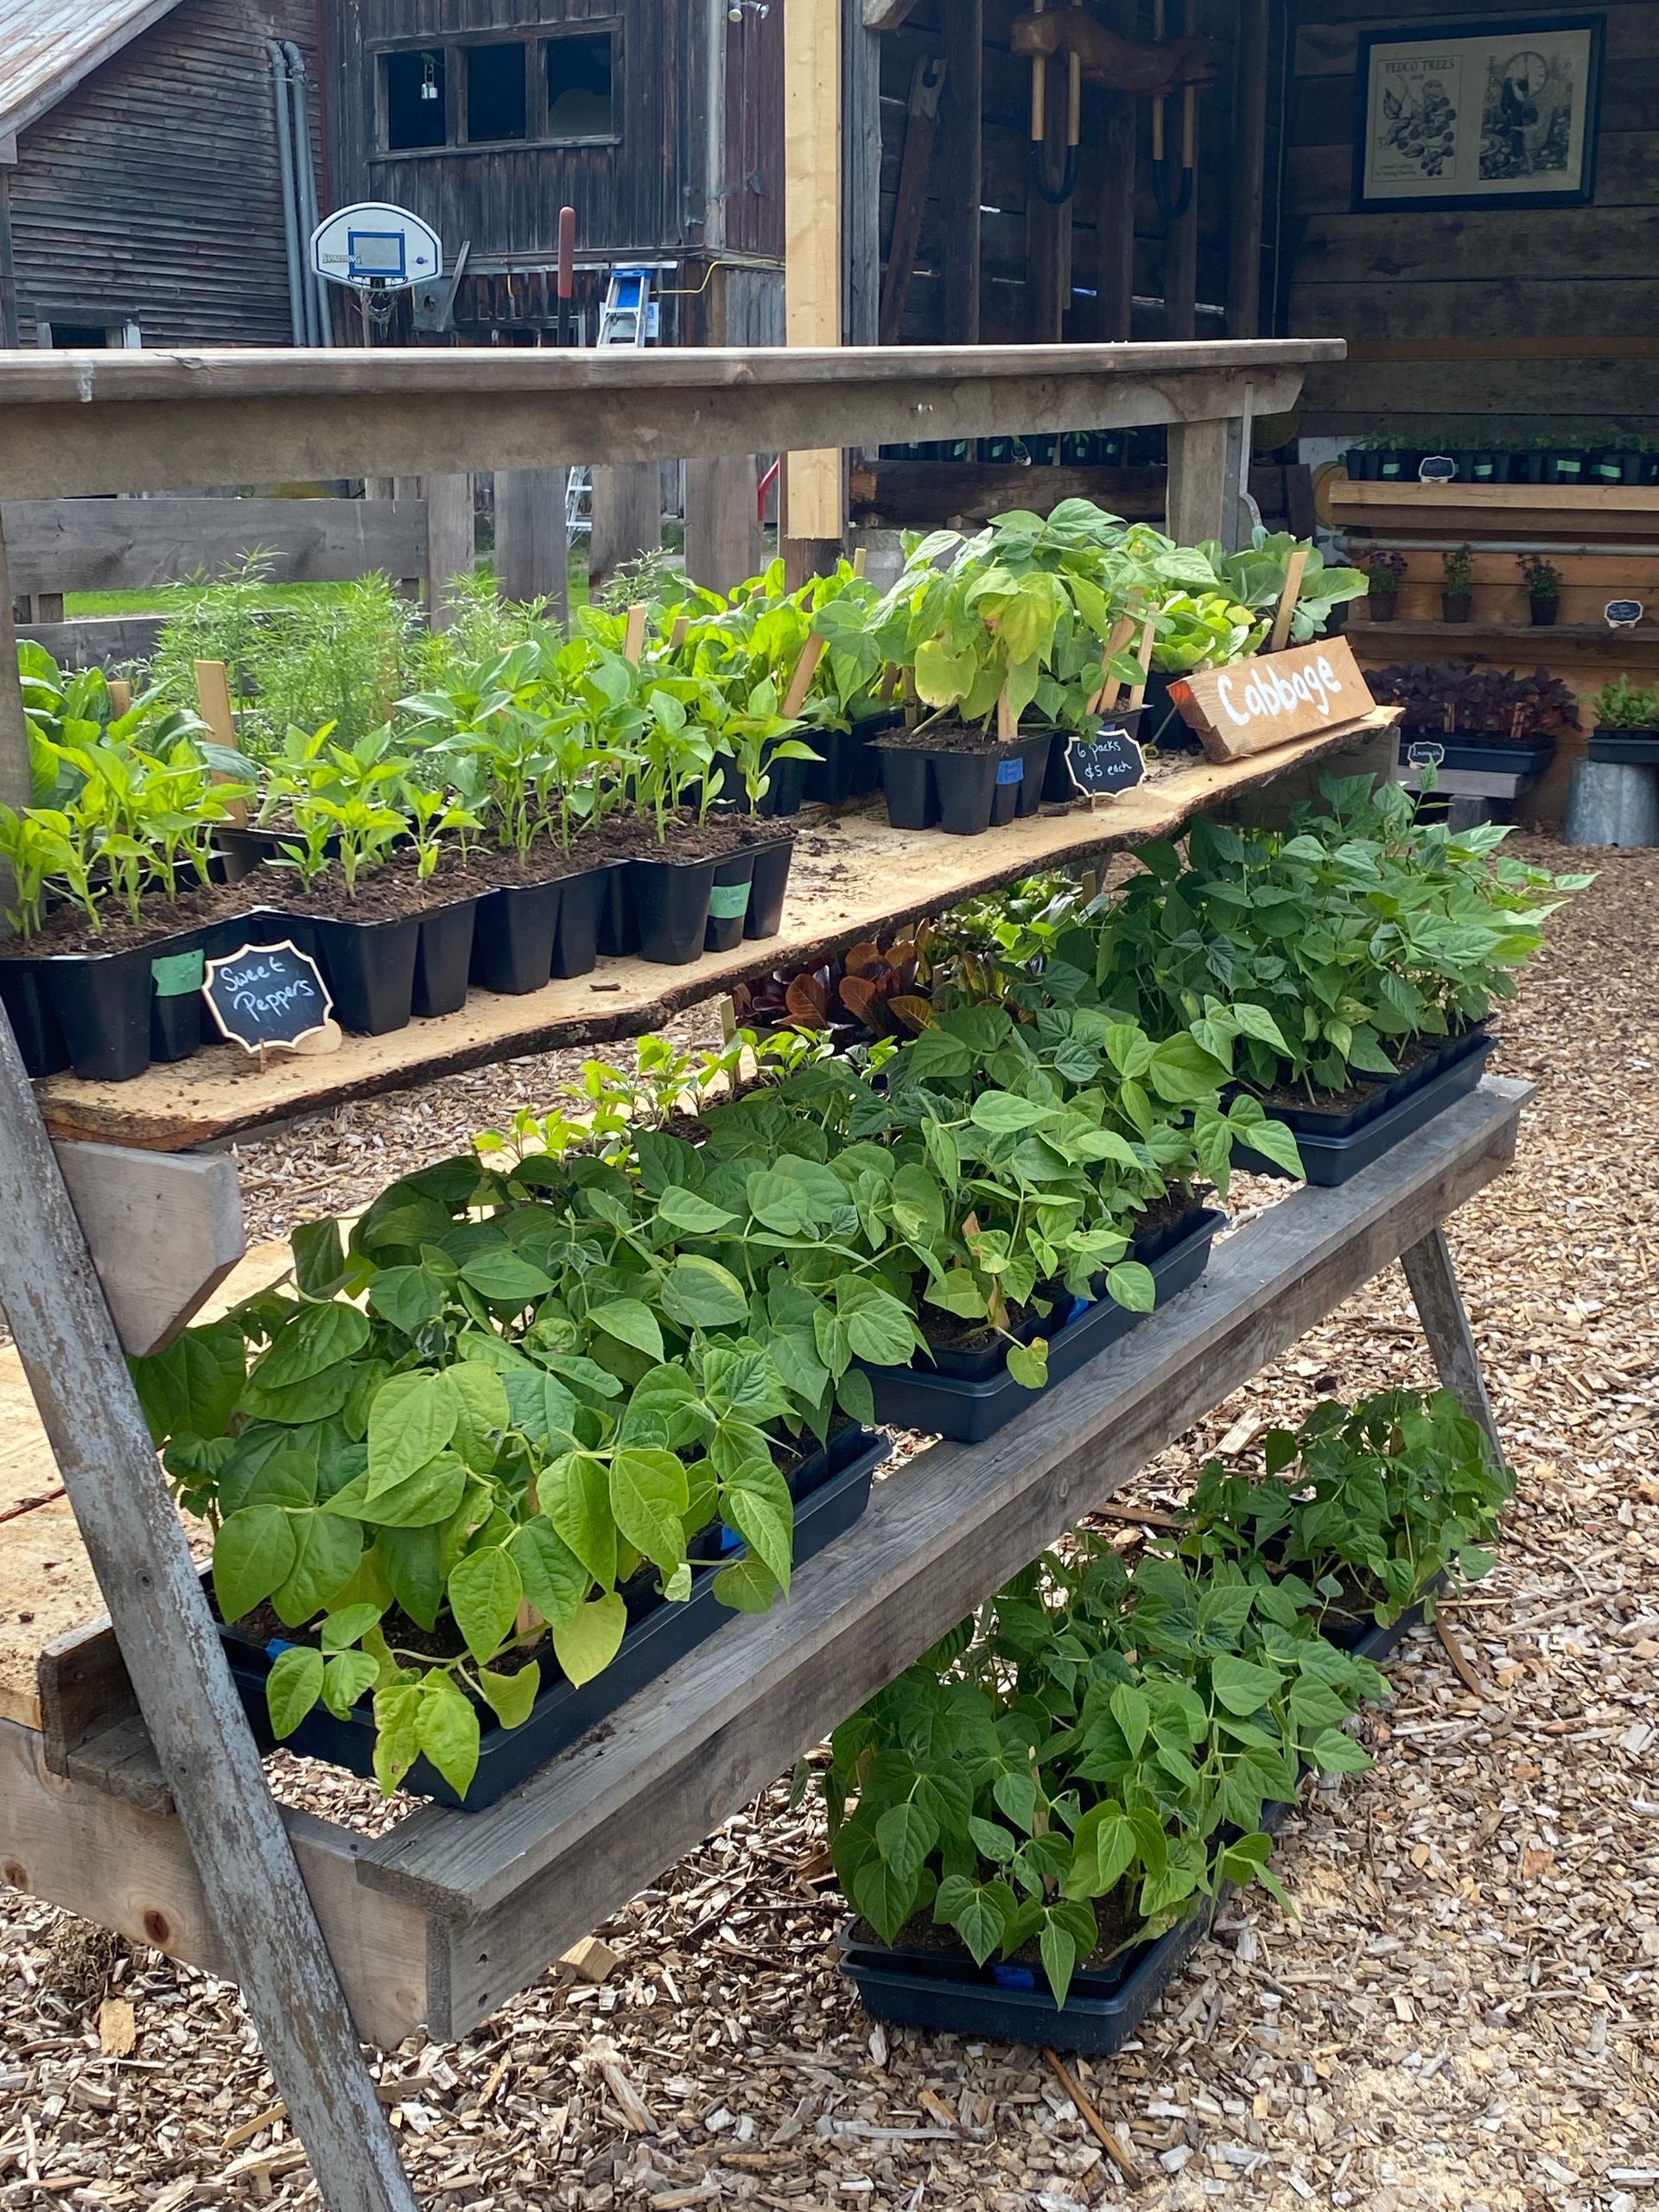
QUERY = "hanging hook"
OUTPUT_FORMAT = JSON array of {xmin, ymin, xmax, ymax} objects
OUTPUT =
[{"xmin": 1029, "ymin": 0, "xmax": 1082, "ymax": 207}]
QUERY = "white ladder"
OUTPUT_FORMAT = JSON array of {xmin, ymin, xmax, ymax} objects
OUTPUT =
[{"xmin": 566, "ymin": 269, "xmax": 657, "ymax": 537}]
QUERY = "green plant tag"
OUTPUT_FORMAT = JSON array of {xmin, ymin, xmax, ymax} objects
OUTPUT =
[
  {"xmin": 706, "ymin": 883, "xmax": 751, "ymax": 920},
  {"xmin": 151, "ymin": 948, "xmax": 205, "ymax": 998}
]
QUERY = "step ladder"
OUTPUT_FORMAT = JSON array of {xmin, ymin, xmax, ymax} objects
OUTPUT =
[{"xmin": 566, "ymin": 267, "xmax": 658, "ymax": 538}]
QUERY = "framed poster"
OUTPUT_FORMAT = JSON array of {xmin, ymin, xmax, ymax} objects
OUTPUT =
[{"xmin": 1353, "ymin": 15, "xmax": 1603, "ymax": 212}]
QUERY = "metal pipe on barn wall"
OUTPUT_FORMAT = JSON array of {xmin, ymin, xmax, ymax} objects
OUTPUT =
[{"xmin": 267, "ymin": 43, "xmax": 308, "ymax": 347}]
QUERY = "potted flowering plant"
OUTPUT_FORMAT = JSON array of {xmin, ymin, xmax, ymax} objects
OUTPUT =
[
  {"xmin": 1363, "ymin": 551, "xmax": 1406, "ymax": 622},
  {"xmin": 1518, "ymin": 553, "xmax": 1562, "ymax": 627},
  {"xmin": 1440, "ymin": 544, "xmax": 1474, "ymax": 623}
]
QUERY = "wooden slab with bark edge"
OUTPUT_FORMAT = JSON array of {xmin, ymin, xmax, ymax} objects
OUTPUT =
[
  {"xmin": 10, "ymin": 1077, "xmax": 1527, "ymax": 2040},
  {"xmin": 33, "ymin": 722, "xmax": 1385, "ymax": 1152},
  {"xmin": 1169, "ymin": 638, "xmax": 1380, "ymax": 762}
]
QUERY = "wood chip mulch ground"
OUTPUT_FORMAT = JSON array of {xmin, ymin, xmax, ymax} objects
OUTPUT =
[{"xmin": 3, "ymin": 837, "xmax": 1656, "ymax": 2212}]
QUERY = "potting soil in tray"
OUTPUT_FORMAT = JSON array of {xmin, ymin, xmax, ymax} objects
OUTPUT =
[
  {"xmin": 219, "ymin": 1423, "xmax": 888, "ymax": 1809},
  {"xmin": 840, "ymin": 1802, "xmax": 1291, "ymax": 2056},
  {"xmin": 1233, "ymin": 1033, "xmax": 1495, "ymax": 1188},
  {"xmin": 860, "ymin": 1208, "xmax": 1225, "ymax": 1444}
]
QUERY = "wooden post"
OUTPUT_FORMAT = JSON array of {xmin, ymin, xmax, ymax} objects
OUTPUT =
[
  {"xmin": 1401, "ymin": 1228, "xmax": 1503, "ymax": 1459},
  {"xmin": 588, "ymin": 462, "xmax": 662, "ymax": 597},
  {"xmin": 1166, "ymin": 418, "xmax": 1230, "ymax": 543},
  {"xmin": 495, "ymin": 467, "xmax": 570, "ymax": 626},
  {"xmin": 842, "ymin": 0, "xmax": 882, "ymax": 351},
  {"xmin": 1226, "ymin": 0, "xmax": 1270, "ymax": 340},
  {"xmin": 0, "ymin": 502, "xmax": 29, "ymax": 816},
  {"xmin": 1163, "ymin": 137, "xmax": 1198, "ymax": 340},
  {"xmin": 940, "ymin": 0, "xmax": 983, "ymax": 343},
  {"xmin": 0, "ymin": 1017, "xmax": 419, "ymax": 2212},
  {"xmin": 423, "ymin": 474, "xmax": 475, "ymax": 631},
  {"xmin": 685, "ymin": 456, "xmax": 760, "ymax": 596},
  {"xmin": 1093, "ymin": 90, "xmax": 1136, "ymax": 343},
  {"xmin": 785, "ymin": 0, "xmax": 845, "ymax": 548}
]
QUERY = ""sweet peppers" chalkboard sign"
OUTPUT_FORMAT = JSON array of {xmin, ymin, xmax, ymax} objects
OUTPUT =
[
  {"xmin": 1065, "ymin": 722, "xmax": 1147, "ymax": 800},
  {"xmin": 204, "ymin": 940, "xmax": 334, "ymax": 1054}
]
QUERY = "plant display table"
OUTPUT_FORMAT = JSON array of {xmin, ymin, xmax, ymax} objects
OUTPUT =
[{"xmin": 0, "ymin": 334, "xmax": 1519, "ymax": 2212}]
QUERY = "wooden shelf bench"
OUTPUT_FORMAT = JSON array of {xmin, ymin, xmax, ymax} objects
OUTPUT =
[
  {"xmin": 33, "ymin": 717, "xmax": 1397, "ymax": 1152},
  {"xmin": 3, "ymin": 1074, "xmax": 1529, "ymax": 2046}
]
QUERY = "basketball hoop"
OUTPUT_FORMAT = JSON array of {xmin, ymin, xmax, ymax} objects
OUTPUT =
[{"xmin": 308, "ymin": 202, "xmax": 442, "ymax": 336}]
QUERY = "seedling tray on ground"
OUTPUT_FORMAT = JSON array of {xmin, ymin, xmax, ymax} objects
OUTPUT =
[
  {"xmin": 1234, "ymin": 1035, "xmax": 1495, "ymax": 1188},
  {"xmin": 839, "ymin": 1803, "xmax": 1289, "ymax": 2056},
  {"xmin": 220, "ymin": 1425, "xmax": 887, "ymax": 1810},
  {"xmin": 860, "ymin": 1209, "xmax": 1225, "ymax": 1443}
]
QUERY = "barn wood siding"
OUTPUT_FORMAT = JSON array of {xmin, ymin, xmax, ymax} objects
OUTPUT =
[
  {"xmin": 1283, "ymin": 0, "xmax": 1659, "ymax": 442},
  {"xmin": 328, "ymin": 0, "xmax": 701, "ymax": 262},
  {"xmin": 9, "ymin": 0, "xmax": 319, "ymax": 349}
]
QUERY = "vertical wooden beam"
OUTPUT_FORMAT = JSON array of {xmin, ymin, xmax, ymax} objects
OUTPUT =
[
  {"xmin": 423, "ymin": 474, "xmax": 475, "ymax": 631},
  {"xmin": 1227, "ymin": 0, "xmax": 1270, "ymax": 339},
  {"xmin": 0, "ymin": 1019, "xmax": 418, "ymax": 2212},
  {"xmin": 842, "ymin": 0, "xmax": 882, "ymax": 351},
  {"xmin": 785, "ymin": 0, "xmax": 843, "ymax": 545},
  {"xmin": 495, "ymin": 467, "xmax": 570, "ymax": 626},
  {"xmin": 685, "ymin": 456, "xmax": 760, "ymax": 596},
  {"xmin": 1402, "ymin": 1228, "xmax": 1503, "ymax": 1458},
  {"xmin": 0, "ymin": 155, "xmax": 19, "ymax": 353},
  {"xmin": 588, "ymin": 464, "xmax": 663, "ymax": 596},
  {"xmin": 1093, "ymin": 91, "xmax": 1137, "ymax": 342},
  {"xmin": 1166, "ymin": 418, "xmax": 1230, "ymax": 543},
  {"xmin": 1163, "ymin": 169, "xmax": 1198, "ymax": 341},
  {"xmin": 1030, "ymin": 57, "xmax": 1071, "ymax": 344},
  {"xmin": 0, "ymin": 505, "xmax": 31, "ymax": 817},
  {"xmin": 939, "ymin": 0, "xmax": 983, "ymax": 343}
]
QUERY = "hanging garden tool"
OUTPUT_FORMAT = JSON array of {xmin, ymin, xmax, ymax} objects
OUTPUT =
[
  {"xmin": 1151, "ymin": 0, "xmax": 1197, "ymax": 219},
  {"xmin": 1028, "ymin": 0, "xmax": 1084, "ymax": 207}
]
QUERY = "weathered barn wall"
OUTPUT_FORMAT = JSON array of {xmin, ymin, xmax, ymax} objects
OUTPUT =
[
  {"xmin": 1283, "ymin": 0, "xmax": 1659, "ymax": 443},
  {"xmin": 9, "ymin": 0, "xmax": 320, "ymax": 348}
]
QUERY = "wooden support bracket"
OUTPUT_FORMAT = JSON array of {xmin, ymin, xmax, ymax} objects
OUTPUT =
[{"xmin": 52, "ymin": 1140, "xmax": 245, "ymax": 1356}]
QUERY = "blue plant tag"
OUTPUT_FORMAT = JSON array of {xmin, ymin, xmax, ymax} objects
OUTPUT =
[
  {"xmin": 991, "ymin": 1962, "xmax": 1038, "ymax": 1991},
  {"xmin": 995, "ymin": 758, "xmax": 1025, "ymax": 786}
]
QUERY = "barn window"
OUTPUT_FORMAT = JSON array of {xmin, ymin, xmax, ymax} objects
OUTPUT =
[
  {"xmin": 545, "ymin": 31, "xmax": 614, "ymax": 138},
  {"xmin": 466, "ymin": 42, "xmax": 528, "ymax": 143},
  {"xmin": 385, "ymin": 48, "xmax": 447, "ymax": 150}
]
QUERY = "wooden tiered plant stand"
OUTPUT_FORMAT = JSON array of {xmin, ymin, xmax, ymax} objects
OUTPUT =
[{"xmin": 0, "ymin": 337, "xmax": 1517, "ymax": 2212}]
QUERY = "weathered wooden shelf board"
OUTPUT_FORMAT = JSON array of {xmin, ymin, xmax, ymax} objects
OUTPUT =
[
  {"xmin": 1351, "ymin": 619, "xmax": 1659, "ymax": 659},
  {"xmin": 1330, "ymin": 480, "xmax": 1659, "ymax": 543},
  {"xmin": 3, "ymin": 1077, "xmax": 1528, "ymax": 2042},
  {"xmin": 34, "ymin": 726, "xmax": 1384, "ymax": 1151}
]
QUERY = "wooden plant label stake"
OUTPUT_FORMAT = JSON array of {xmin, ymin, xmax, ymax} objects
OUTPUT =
[
  {"xmin": 623, "ymin": 602, "xmax": 649, "ymax": 664},
  {"xmin": 668, "ymin": 613, "xmax": 690, "ymax": 652},
  {"xmin": 106, "ymin": 677, "xmax": 133, "ymax": 718},
  {"xmin": 1167, "ymin": 634, "xmax": 1374, "ymax": 763},
  {"xmin": 1269, "ymin": 546, "xmax": 1311, "ymax": 654},
  {"xmin": 783, "ymin": 634, "xmax": 827, "ymax": 719},
  {"xmin": 1090, "ymin": 616, "xmax": 1138, "ymax": 715},
  {"xmin": 852, "ymin": 545, "xmax": 868, "ymax": 578},
  {"xmin": 193, "ymin": 658, "xmax": 249, "ymax": 824},
  {"xmin": 1127, "ymin": 618, "xmax": 1155, "ymax": 710},
  {"xmin": 996, "ymin": 682, "xmax": 1018, "ymax": 742},
  {"xmin": 203, "ymin": 940, "xmax": 335, "ymax": 1058}
]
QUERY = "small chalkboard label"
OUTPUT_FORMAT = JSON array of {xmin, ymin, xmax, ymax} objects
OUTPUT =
[
  {"xmin": 1605, "ymin": 598, "xmax": 1644, "ymax": 628},
  {"xmin": 1418, "ymin": 454, "xmax": 1458, "ymax": 482},
  {"xmin": 204, "ymin": 939, "xmax": 334, "ymax": 1054},
  {"xmin": 1067, "ymin": 723, "xmax": 1147, "ymax": 798}
]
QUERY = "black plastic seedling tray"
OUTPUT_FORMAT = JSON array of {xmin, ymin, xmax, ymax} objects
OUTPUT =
[
  {"xmin": 220, "ymin": 1425, "xmax": 887, "ymax": 1809},
  {"xmin": 860, "ymin": 1210, "xmax": 1225, "ymax": 1443},
  {"xmin": 1234, "ymin": 1035, "xmax": 1494, "ymax": 1188},
  {"xmin": 1587, "ymin": 731, "xmax": 1659, "ymax": 765},
  {"xmin": 840, "ymin": 1803, "xmax": 1290, "ymax": 2056}
]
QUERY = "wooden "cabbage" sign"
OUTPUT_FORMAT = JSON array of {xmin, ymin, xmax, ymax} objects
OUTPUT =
[{"xmin": 1167, "ymin": 635, "xmax": 1376, "ymax": 763}]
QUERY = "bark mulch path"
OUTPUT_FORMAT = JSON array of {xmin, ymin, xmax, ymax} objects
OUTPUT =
[{"xmin": 2, "ymin": 838, "xmax": 1656, "ymax": 2212}]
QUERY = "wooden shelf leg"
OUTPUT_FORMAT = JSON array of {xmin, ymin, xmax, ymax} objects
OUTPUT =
[
  {"xmin": 1401, "ymin": 1225, "xmax": 1503, "ymax": 1457},
  {"xmin": 0, "ymin": 1015, "xmax": 418, "ymax": 2212}
]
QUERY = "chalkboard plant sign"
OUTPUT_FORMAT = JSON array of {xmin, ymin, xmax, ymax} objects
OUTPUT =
[
  {"xmin": 1061, "ymin": 716, "xmax": 1149, "ymax": 804},
  {"xmin": 203, "ymin": 939, "xmax": 337, "ymax": 1059}
]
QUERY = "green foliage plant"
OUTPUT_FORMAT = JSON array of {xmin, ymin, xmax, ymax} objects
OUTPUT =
[
  {"xmin": 1517, "ymin": 553, "xmax": 1561, "ymax": 604},
  {"xmin": 1588, "ymin": 674, "xmax": 1659, "ymax": 729}
]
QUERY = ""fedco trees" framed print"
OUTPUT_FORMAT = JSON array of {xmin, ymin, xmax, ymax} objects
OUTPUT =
[{"xmin": 1353, "ymin": 15, "xmax": 1603, "ymax": 213}]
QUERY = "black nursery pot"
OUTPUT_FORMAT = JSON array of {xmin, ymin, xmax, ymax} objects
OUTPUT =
[
  {"xmin": 876, "ymin": 745, "xmax": 936, "ymax": 831},
  {"xmin": 933, "ymin": 750, "xmax": 999, "ymax": 836},
  {"xmin": 1529, "ymin": 600, "xmax": 1559, "ymax": 627},
  {"xmin": 1441, "ymin": 593, "xmax": 1473, "ymax": 623},
  {"xmin": 550, "ymin": 863, "xmax": 609, "ymax": 980},
  {"xmin": 596, "ymin": 857, "xmax": 640, "ymax": 959},
  {"xmin": 745, "ymin": 838, "xmax": 794, "ymax": 941},
  {"xmin": 632, "ymin": 853, "xmax": 717, "ymax": 965},
  {"xmin": 704, "ymin": 854, "xmax": 756, "ymax": 953},
  {"xmin": 805, "ymin": 711, "xmax": 902, "ymax": 805},
  {"xmin": 308, "ymin": 912, "xmax": 420, "ymax": 1036},
  {"xmin": 471, "ymin": 880, "xmax": 563, "ymax": 997},
  {"xmin": 411, "ymin": 897, "xmax": 477, "ymax": 1020},
  {"xmin": 148, "ymin": 938, "xmax": 209, "ymax": 1063},
  {"xmin": 0, "ymin": 963, "xmax": 70, "ymax": 1077},
  {"xmin": 758, "ymin": 753, "xmax": 810, "ymax": 819},
  {"xmin": 219, "ymin": 1425, "xmax": 887, "ymax": 1810},
  {"xmin": 48, "ymin": 945, "xmax": 157, "ymax": 1083}
]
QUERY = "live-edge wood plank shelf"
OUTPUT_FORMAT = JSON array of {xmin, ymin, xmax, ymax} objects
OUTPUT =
[
  {"xmin": 33, "ymin": 716, "xmax": 1396, "ymax": 1150},
  {"xmin": 9, "ymin": 1075, "xmax": 1529, "ymax": 2043}
]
